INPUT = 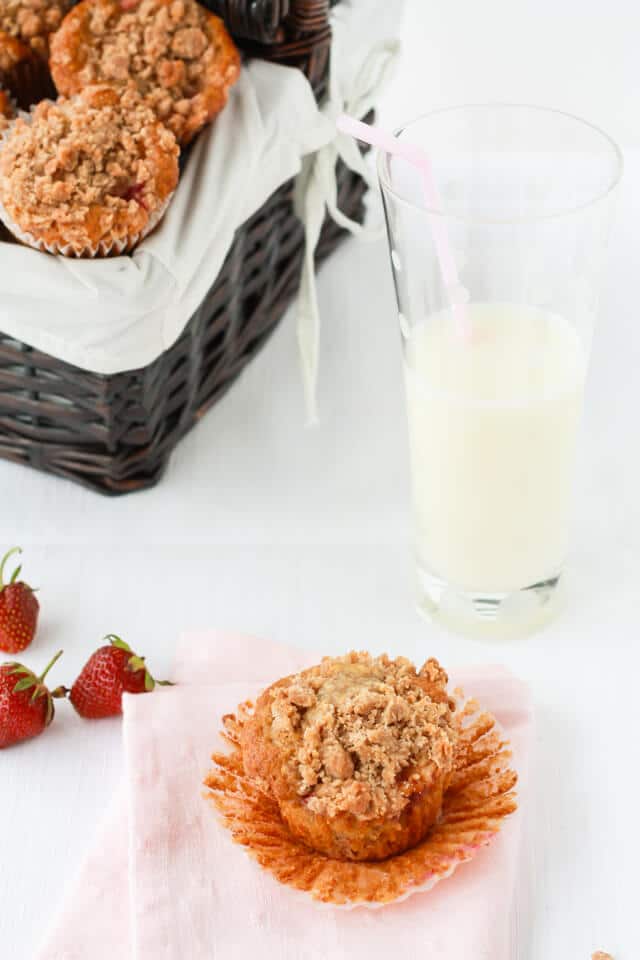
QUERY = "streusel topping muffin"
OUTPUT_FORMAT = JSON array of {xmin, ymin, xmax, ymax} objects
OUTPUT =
[
  {"xmin": 0, "ymin": 84, "xmax": 179, "ymax": 256},
  {"xmin": 241, "ymin": 652, "xmax": 458, "ymax": 861},
  {"xmin": 50, "ymin": 0, "xmax": 240, "ymax": 144},
  {"xmin": 0, "ymin": 0, "xmax": 75, "ymax": 58}
]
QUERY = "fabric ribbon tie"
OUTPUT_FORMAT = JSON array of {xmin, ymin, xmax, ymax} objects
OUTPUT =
[{"xmin": 294, "ymin": 35, "xmax": 400, "ymax": 425}]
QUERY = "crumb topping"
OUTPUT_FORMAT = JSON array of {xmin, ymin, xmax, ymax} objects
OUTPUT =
[
  {"xmin": 51, "ymin": 0, "xmax": 240, "ymax": 143},
  {"xmin": 0, "ymin": 85, "xmax": 179, "ymax": 251},
  {"xmin": 269, "ymin": 652, "xmax": 457, "ymax": 820},
  {"xmin": 0, "ymin": 0, "xmax": 74, "ymax": 58}
]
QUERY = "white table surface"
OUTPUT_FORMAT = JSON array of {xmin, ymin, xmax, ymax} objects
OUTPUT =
[{"xmin": 2, "ymin": 3, "xmax": 639, "ymax": 958}]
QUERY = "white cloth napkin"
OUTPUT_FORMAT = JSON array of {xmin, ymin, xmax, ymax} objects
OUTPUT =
[{"xmin": 0, "ymin": 2, "xmax": 401, "ymax": 379}]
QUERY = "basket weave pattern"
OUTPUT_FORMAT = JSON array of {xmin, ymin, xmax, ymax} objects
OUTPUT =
[
  {"xmin": 201, "ymin": 0, "xmax": 337, "ymax": 99},
  {"xmin": 0, "ymin": 0, "xmax": 368, "ymax": 494}
]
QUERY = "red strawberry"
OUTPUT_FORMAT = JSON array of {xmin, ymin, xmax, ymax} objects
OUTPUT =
[
  {"xmin": 0, "ymin": 547, "xmax": 40, "ymax": 654},
  {"xmin": 69, "ymin": 635, "xmax": 173, "ymax": 719},
  {"xmin": 0, "ymin": 650, "xmax": 63, "ymax": 749}
]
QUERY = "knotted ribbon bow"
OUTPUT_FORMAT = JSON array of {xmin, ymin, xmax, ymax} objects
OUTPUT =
[{"xmin": 294, "ymin": 31, "xmax": 400, "ymax": 423}]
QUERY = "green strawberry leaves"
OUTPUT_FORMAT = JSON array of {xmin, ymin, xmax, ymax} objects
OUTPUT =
[
  {"xmin": 2, "ymin": 651, "xmax": 62, "ymax": 733},
  {"xmin": 107, "ymin": 635, "xmax": 132, "ymax": 653},
  {"xmin": 107, "ymin": 634, "xmax": 175, "ymax": 694},
  {"xmin": 9, "ymin": 650, "xmax": 63, "ymax": 698},
  {"xmin": 0, "ymin": 546, "xmax": 21, "ymax": 591},
  {"xmin": 8, "ymin": 664, "xmax": 33, "ymax": 676},
  {"xmin": 123, "ymin": 652, "xmax": 155, "ymax": 692},
  {"xmin": 0, "ymin": 546, "xmax": 35, "ymax": 593}
]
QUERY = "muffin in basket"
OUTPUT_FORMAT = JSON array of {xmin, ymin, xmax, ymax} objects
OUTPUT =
[
  {"xmin": 240, "ymin": 652, "xmax": 458, "ymax": 862},
  {"xmin": 0, "ymin": 84, "xmax": 180, "ymax": 257},
  {"xmin": 0, "ymin": 1, "xmax": 75, "ymax": 59},
  {"xmin": 0, "ymin": 2, "xmax": 72, "ymax": 105},
  {"xmin": 50, "ymin": 0, "xmax": 241, "ymax": 145}
]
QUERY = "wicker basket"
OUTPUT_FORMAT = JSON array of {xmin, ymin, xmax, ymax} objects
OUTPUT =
[
  {"xmin": 201, "ymin": 0, "xmax": 339, "ymax": 100},
  {"xmin": 0, "ymin": 0, "xmax": 368, "ymax": 495}
]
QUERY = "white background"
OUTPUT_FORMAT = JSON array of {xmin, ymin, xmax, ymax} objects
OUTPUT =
[{"xmin": 2, "ymin": 2, "xmax": 640, "ymax": 958}]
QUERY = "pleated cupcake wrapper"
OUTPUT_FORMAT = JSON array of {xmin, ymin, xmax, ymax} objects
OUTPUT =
[
  {"xmin": 0, "ymin": 92, "xmax": 17, "ymax": 239},
  {"xmin": 0, "ymin": 51, "xmax": 54, "ymax": 110},
  {"xmin": 0, "ymin": 191, "xmax": 173, "ymax": 258},
  {"xmin": 0, "ymin": 106, "xmax": 175, "ymax": 258},
  {"xmin": 204, "ymin": 692, "xmax": 518, "ymax": 908},
  {"xmin": 0, "ymin": 112, "xmax": 12, "ymax": 245},
  {"xmin": 0, "ymin": 86, "xmax": 17, "ymax": 121}
]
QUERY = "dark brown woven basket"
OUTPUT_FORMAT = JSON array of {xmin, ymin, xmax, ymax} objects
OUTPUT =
[
  {"xmin": 0, "ymin": 0, "xmax": 370, "ymax": 495},
  {"xmin": 201, "ymin": 0, "xmax": 339, "ymax": 101}
]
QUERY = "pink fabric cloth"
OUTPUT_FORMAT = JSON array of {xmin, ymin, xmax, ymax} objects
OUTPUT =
[{"xmin": 36, "ymin": 633, "xmax": 533, "ymax": 960}]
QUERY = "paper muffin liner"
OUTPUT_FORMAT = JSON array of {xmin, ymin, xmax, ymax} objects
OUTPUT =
[
  {"xmin": 0, "ymin": 85, "xmax": 17, "ymax": 119},
  {"xmin": 0, "ymin": 47, "xmax": 54, "ymax": 110},
  {"xmin": 204, "ymin": 691, "xmax": 518, "ymax": 908},
  {"xmin": 0, "ymin": 91, "xmax": 15, "ymax": 247},
  {"xmin": 0, "ymin": 105, "xmax": 175, "ymax": 258}
]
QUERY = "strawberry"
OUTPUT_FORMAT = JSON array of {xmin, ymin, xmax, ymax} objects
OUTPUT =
[
  {"xmin": 0, "ymin": 650, "xmax": 63, "ymax": 749},
  {"xmin": 0, "ymin": 546, "xmax": 40, "ymax": 654},
  {"xmin": 68, "ymin": 635, "xmax": 173, "ymax": 719}
]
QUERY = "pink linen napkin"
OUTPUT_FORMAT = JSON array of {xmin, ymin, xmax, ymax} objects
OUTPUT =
[{"xmin": 37, "ymin": 633, "xmax": 533, "ymax": 960}]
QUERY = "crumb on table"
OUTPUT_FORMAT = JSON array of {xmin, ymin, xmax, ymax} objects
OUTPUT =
[{"xmin": 592, "ymin": 951, "xmax": 614, "ymax": 960}]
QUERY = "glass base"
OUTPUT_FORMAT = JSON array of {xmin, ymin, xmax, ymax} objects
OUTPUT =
[{"xmin": 416, "ymin": 565, "xmax": 563, "ymax": 641}]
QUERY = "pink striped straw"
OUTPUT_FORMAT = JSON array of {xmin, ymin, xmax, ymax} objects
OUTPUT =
[{"xmin": 336, "ymin": 113, "xmax": 469, "ymax": 335}]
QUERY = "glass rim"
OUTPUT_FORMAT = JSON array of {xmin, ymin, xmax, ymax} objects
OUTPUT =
[{"xmin": 376, "ymin": 103, "xmax": 624, "ymax": 225}]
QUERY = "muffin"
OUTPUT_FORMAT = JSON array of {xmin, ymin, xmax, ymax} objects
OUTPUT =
[
  {"xmin": 0, "ymin": 84, "xmax": 179, "ymax": 256},
  {"xmin": 0, "ymin": 1, "xmax": 71, "ymax": 105},
  {"xmin": 50, "ymin": 0, "xmax": 241, "ymax": 145},
  {"xmin": 0, "ymin": 86, "xmax": 11, "ymax": 240},
  {"xmin": 241, "ymin": 652, "xmax": 458, "ymax": 861},
  {"xmin": 0, "ymin": 1, "xmax": 75, "ymax": 59}
]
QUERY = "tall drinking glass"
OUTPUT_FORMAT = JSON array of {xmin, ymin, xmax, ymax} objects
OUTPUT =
[{"xmin": 378, "ymin": 105, "xmax": 622, "ymax": 638}]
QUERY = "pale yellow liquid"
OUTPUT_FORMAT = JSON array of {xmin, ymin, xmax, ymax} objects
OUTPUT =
[{"xmin": 404, "ymin": 303, "xmax": 587, "ymax": 594}]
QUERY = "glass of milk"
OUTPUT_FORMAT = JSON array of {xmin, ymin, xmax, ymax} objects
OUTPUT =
[{"xmin": 377, "ymin": 105, "xmax": 622, "ymax": 638}]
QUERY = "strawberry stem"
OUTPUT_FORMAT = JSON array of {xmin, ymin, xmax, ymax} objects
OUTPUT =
[
  {"xmin": 39, "ymin": 649, "xmax": 63, "ymax": 684},
  {"xmin": 0, "ymin": 546, "xmax": 21, "ymax": 589}
]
